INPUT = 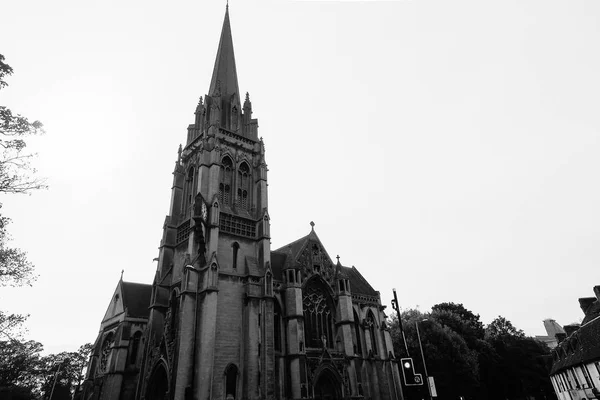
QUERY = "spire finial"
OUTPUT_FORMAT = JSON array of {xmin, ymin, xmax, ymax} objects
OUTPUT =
[
  {"xmin": 120, "ymin": 269, "xmax": 124, "ymax": 280},
  {"xmin": 310, "ymin": 221, "xmax": 315, "ymax": 230},
  {"xmin": 336, "ymin": 255, "xmax": 340, "ymax": 264}
]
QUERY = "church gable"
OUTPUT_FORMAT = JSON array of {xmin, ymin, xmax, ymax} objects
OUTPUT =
[
  {"xmin": 295, "ymin": 238, "xmax": 336, "ymax": 286},
  {"xmin": 101, "ymin": 281, "xmax": 126, "ymax": 323},
  {"xmin": 274, "ymin": 226, "xmax": 337, "ymax": 287}
]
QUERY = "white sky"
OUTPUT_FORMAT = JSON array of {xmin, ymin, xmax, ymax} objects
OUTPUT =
[{"xmin": 1, "ymin": 0, "xmax": 599, "ymax": 355}]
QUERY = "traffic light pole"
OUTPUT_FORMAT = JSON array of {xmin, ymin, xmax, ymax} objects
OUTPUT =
[
  {"xmin": 391, "ymin": 288, "xmax": 410, "ymax": 357},
  {"xmin": 416, "ymin": 321, "xmax": 433, "ymax": 400}
]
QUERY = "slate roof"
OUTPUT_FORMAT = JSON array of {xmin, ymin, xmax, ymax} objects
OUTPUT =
[
  {"xmin": 121, "ymin": 281, "xmax": 152, "ymax": 318},
  {"xmin": 550, "ymin": 315, "xmax": 600, "ymax": 373},
  {"xmin": 550, "ymin": 286, "xmax": 600, "ymax": 374}
]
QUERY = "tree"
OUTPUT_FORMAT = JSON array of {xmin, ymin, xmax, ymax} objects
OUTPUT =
[
  {"xmin": 0, "ymin": 54, "xmax": 46, "ymax": 194},
  {"xmin": 0, "ymin": 53, "xmax": 46, "ymax": 341},
  {"xmin": 390, "ymin": 309, "xmax": 480, "ymax": 400},
  {"xmin": 486, "ymin": 316, "xmax": 525, "ymax": 339},
  {"xmin": 38, "ymin": 343, "xmax": 93, "ymax": 400},
  {"xmin": 0, "ymin": 339, "xmax": 43, "ymax": 399},
  {"xmin": 431, "ymin": 302, "xmax": 485, "ymax": 345}
]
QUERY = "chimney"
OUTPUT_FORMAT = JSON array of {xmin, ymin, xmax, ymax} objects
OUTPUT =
[
  {"xmin": 579, "ymin": 297, "xmax": 596, "ymax": 315},
  {"xmin": 563, "ymin": 324, "xmax": 580, "ymax": 336},
  {"xmin": 555, "ymin": 332, "xmax": 567, "ymax": 344}
]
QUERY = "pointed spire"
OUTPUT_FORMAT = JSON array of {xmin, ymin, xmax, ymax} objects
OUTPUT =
[{"xmin": 209, "ymin": 5, "xmax": 240, "ymax": 106}]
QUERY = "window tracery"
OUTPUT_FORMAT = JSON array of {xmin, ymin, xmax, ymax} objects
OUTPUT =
[
  {"xmin": 237, "ymin": 162, "xmax": 250, "ymax": 210},
  {"xmin": 302, "ymin": 281, "xmax": 335, "ymax": 349},
  {"xmin": 366, "ymin": 311, "xmax": 377, "ymax": 355},
  {"xmin": 100, "ymin": 332, "xmax": 114, "ymax": 372},
  {"xmin": 219, "ymin": 156, "xmax": 233, "ymax": 206}
]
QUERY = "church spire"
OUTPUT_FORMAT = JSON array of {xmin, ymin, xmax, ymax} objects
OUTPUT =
[{"xmin": 209, "ymin": 5, "xmax": 240, "ymax": 107}]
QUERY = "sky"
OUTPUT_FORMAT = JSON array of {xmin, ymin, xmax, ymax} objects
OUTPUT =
[{"xmin": 1, "ymin": 0, "xmax": 600, "ymax": 354}]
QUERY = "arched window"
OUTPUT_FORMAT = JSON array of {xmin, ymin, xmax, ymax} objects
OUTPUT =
[
  {"xmin": 232, "ymin": 242, "xmax": 239, "ymax": 270},
  {"xmin": 129, "ymin": 331, "xmax": 143, "ymax": 365},
  {"xmin": 353, "ymin": 309, "xmax": 363, "ymax": 356},
  {"xmin": 237, "ymin": 162, "xmax": 250, "ymax": 210},
  {"xmin": 100, "ymin": 332, "xmax": 114, "ymax": 372},
  {"xmin": 366, "ymin": 311, "xmax": 377, "ymax": 355},
  {"xmin": 274, "ymin": 300, "xmax": 283, "ymax": 352},
  {"xmin": 219, "ymin": 157, "xmax": 233, "ymax": 206},
  {"xmin": 225, "ymin": 364, "xmax": 238, "ymax": 399},
  {"xmin": 302, "ymin": 278, "xmax": 335, "ymax": 349}
]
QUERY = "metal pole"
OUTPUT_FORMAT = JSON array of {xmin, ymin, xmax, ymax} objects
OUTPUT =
[
  {"xmin": 415, "ymin": 320, "xmax": 432, "ymax": 400},
  {"xmin": 392, "ymin": 288, "xmax": 410, "ymax": 357},
  {"xmin": 49, "ymin": 360, "xmax": 65, "ymax": 400}
]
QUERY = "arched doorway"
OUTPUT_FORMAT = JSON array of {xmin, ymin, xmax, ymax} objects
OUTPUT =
[
  {"xmin": 146, "ymin": 363, "xmax": 169, "ymax": 400},
  {"xmin": 313, "ymin": 368, "xmax": 342, "ymax": 400}
]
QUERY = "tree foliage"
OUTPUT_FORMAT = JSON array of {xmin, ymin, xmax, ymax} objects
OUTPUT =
[
  {"xmin": 0, "ymin": 53, "xmax": 46, "ymax": 342},
  {"xmin": 0, "ymin": 340, "xmax": 92, "ymax": 400},
  {"xmin": 389, "ymin": 303, "xmax": 554, "ymax": 400}
]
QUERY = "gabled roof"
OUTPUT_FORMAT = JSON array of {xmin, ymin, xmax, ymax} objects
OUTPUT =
[
  {"xmin": 101, "ymin": 280, "xmax": 152, "ymax": 323},
  {"xmin": 209, "ymin": 5, "xmax": 241, "ymax": 106},
  {"xmin": 271, "ymin": 225, "xmax": 378, "ymax": 297},
  {"xmin": 273, "ymin": 224, "xmax": 334, "ymax": 266}
]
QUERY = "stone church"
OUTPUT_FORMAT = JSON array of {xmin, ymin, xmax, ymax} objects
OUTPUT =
[{"xmin": 81, "ymin": 6, "xmax": 403, "ymax": 400}]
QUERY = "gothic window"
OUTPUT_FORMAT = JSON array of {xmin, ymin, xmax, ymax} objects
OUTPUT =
[
  {"xmin": 302, "ymin": 279, "xmax": 335, "ymax": 349},
  {"xmin": 225, "ymin": 364, "xmax": 238, "ymax": 399},
  {"xmin": 274, "ymin": 300, "xmax": 283, "ymax": 352},
  {"xmin": 232, "ymin": 242, "xmax": 239, "ymax": 270},
  {"xmin": 353, "ymin": 309, "xmax": 363, "ymax": 356},
  {"xmin": 237, "ymin": 162, "xmax": 250, "ymax": 210},
  {"xmin": 99, "ymin": 332, "xmax": 114, "ymax": 372},
  {"xmin": 367, "ymin": 311, "xmax": 377, "ymax": 355},
  {"xmin": 129, "ymin": 331, "xmax": 142, "ymax": 365},
  {"xmin": 219, "ymin": 156, "xmax": 233, "ymax": 206}
]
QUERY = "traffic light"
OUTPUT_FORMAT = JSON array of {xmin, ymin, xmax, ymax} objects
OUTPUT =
[{"xmin": 400, "ymin": 358, "xmax": 423, "ymax": 386}]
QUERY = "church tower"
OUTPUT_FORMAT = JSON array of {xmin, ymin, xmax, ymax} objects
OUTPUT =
[{"xmin": 138, "ymin": 5, "xmax": 273, "ymax": 400}]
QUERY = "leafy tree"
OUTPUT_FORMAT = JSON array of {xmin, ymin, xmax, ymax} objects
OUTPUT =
[
  {"xmin": 431, "ymin": 302, "xmax": 485, "ymax": 345},
  {"xmin": 486, "ymin": 315, "xmax": 525, "ymax": 339},
  {"xmin": 38, "ymin": 343, "xmax": 93, "ymax": 400},
  {"xmin": 0, "ymin": 340, "xmax": 43, "ymax": 399},
  {"xmin": 390, "ymin": 309, "xmax": 480, "ymax": 400},
  {"xmin": 0, "ymin": 53, "xmax": 46, "ymax": 342},
  {"xmin": 0, "ymin": 54, "xmax": 46, "ymax": 195},
  {"xmin": 482, "ymin": 316, "xmax": 553, "ymax": 400}
]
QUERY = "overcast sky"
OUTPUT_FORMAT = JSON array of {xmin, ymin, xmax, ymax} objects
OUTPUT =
[{"xmin": 2, "ymin": 0, "xmax": 599, "ymax": 354}]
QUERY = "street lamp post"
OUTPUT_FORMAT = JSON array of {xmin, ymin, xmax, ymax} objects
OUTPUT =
[
  {"xmin": 415, "ymin": 320, "xmax": 432, "ymax": 400},
  {"xmin": 49, "ymin": 358, "xmax": 70, "ymax": 400}
]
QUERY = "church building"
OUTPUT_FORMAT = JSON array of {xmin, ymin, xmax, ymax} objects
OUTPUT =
[{"xmin": 81, "ymin": 6, "xmax": 403, "ymax": 400}]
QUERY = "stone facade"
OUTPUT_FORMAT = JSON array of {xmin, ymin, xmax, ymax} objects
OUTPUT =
[{"xmin": 81, "ymin": 6, "xmax": 403, "ymax": 400}]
